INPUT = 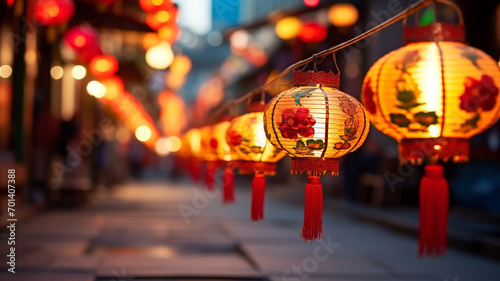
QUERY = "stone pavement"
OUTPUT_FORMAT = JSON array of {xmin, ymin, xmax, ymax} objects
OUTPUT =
[{"xmin": 0, "ymin": 181, "xmax": 499, "ymax": 281}]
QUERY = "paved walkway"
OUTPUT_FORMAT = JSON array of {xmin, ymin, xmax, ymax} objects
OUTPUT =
[{"xmin": 1, "ymin": 181, "xmax": 499, "ymax": 281}]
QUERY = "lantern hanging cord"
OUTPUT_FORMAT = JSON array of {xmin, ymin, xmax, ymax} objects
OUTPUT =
[{"xmin": 209, "ymin": 0, "xmax": 455, "ymax": 120}]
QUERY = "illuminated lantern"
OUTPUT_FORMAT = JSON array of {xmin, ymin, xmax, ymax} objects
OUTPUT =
[
  {"xmin": 227, "ymin": 102, "xmax": 287, "ymax": 220},
  {"xmin": 328, "ymin": 3, "xmax": 359, "ymax": 27},
  {"xmin": 275, "ymin": 17, "xmax": 302, "ymax": 40},
  {"xmin": 145, "ymin": 43, "xmax": 174, "ymax": 69},
  {"xmin": 157, "ymin": 90, "xmax": 187, "ymax": 137},
  {"xmin": 170, "ymin": 55, "xmax": 192, "ymax": 76},
  {"xmin": 145, "ymin": 6, "xmax": 178, "ymax": 30},
  {"xmin": 211, "ymin": 120, "xmax": 236, "ymax": 204},
  {"xmin": 182, "ymin": 128, "xmax": 203, "ymax": 182},
  {"xmin": 264, "ymin": 70, "xmax": 370, "ymax": 242},
  {"xmin": 99, "ymin": 76, "xmax": 124, "ymax": 101},
  {"xmin": 158, "ymin": 24, "xmax": 181, "ymax": 44},
  {"xmin": 299, "ymin": 22, "xmax": 328, "ymax": 44},
  {"xmin": 64, "ymin": 25, "xmax": 101, "ymax": 62},
  {"xmin": 142, "ymin": 32, "xmax": 161, "ymax": 50},
  {"xmin": 139, "ymin": 0, "xmax": 172, "ymax": 12},
  {"xmin": 89, "ymin": 55, "xmax": 118, "ymax": 79},
  {"xmin": 200, "ymin": 126, "xmax": 218, "ymax": 191},
  {"xmin": 362, "ymin": 19, "xmax": 500, "ymax": 255},
  {"xmin": 34, "ymin": 0, "xmax": 75, "ymax": 26}
]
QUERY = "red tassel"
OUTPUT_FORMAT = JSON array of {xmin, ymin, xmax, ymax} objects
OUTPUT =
[
  {"xmin": 204, "ymin": 163, "xmax": 216, "ymax": 191},
  {"xmin": 222, "ymin": 167, "xmax": 235, "ymax": 204},
  {"xmin": 188, "ymin": 161, "xmax": 201, "ymax": 183},
  {"xmin": 419, "ymin": 165, "xmax": 448, "ymax": 256},
  {"xmin": 301, "ymin": 176, "xmax": 324, "ymax": 242},
  {"xmin": 251, "ymin": 173, "xmax": 266, "ymax": 221}
]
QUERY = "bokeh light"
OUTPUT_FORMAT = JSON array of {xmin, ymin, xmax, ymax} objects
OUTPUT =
[
  {"xmin": 275, "ymin": 17, "xmax": 302, "ymax": 40},
  {"xmin": 50, "ymin": 66, "xmax": 64, "ymax": 80},
  {"xmin": 145, "ymin": 43, "xmax": 174, "ymax": 69},
  {"xmin": 328, "ymin": 3, "xmax": 359, "ymax": 27},
  {"xmin": 135, "ymin": 125, "xmax": 152, "ymax": 142},
  {"xmin": 0, "ymin": 65, "xmax": 13, "ymax": 78},
  {"xmin": 166, "ymin": 136, "xmax": 181, "ymax": 152},
  {"xmin": 72, "ymin": 65, "xmax": 86, "ymax": 80},
  {"xmin": 86, "ymin": 80, "xmax": 106, "ymax": 98}
]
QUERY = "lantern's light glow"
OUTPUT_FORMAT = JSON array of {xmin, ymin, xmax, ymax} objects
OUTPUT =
[
  {"xmin": 145, "ymin": 43, "xmax": 174, "ymax": 69},
  {"xmin": 142, "ymin": 32, "xmax": 160, "ymax": 50},
  {"xmin": 170, "ymin": 55, "xmax": 192, "ymax": 76},
  {"xmin": 72, "ymin": 65, "xmax": 86, "ymax": 80},
  {"xmin": 86, "ymin": 80, "xmax": 106, "ymax": 98},
  {"xmin": 299, "ymin": 22, "xmax": 328, "ymax": 43},
  {"xmin": 362, "ymin": 24, "xmax": 500, "ymax": 163},
  {"xmin": 166, "ymin": 136, "xmax": 182, "ymax": 152},
  {"xmin": 230, "ymin": 29, "xmax": 249, "ymax": 51},
  {"xmin": 0, "ymin": 65, "xmax": 13, "ymax": 78},
  {"xmin": 275, "ymin": 17, "xmax": 302, "ymax": 40},
  {"xmin": 227, "ymin": 111, "xmax": 286, "ymax": 168},
  {"xmin": 135, "ymin": 126, "xmax": 152, "ymax": 142},
  {"xmin": 328, "ymin": 3, "xmax": 359, "ymax": 27},
  {"xmin": 155, "ymin": 137, "xmax": 171, "ymax": 156},
  {"xmin": 303, "ymin": 0, "xmax": 319, "ymax": 7},
  {"xmin": 50, "ymin": 66, "xmax": 64, "ymax": 80},
  {"xmin": 100, "ymin": 76, "xmax": 124, "ymax": 100},
  {"xmin": 89, "ymin": 55, "xmax": 118, "ymax": 78}
]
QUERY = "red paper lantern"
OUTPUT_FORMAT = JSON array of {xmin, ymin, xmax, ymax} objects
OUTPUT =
[
  {"xmin": 299, "ymin": 22, "xmax": 328, "ymax": 44},
  {"xmin": 264, "ymin": 70, "xmax": 370, "ymax": 242},
  {"xmin": 362, "ymin": 4, "xmax": 500, "ymax": 255},
  {"xmin": 64, "ymin": 25, "xmax": 101, "ymax": 62},
  {"xmin": 89, "ymin": 55, "xmax": 119, "ymax": 79},
  {"xmin": 145, "ymin": 5, "xmax": 178, "ymax": 30},
  {"xmin": 139, "ymin": 0, "xmax": 172, "ymax": 12},
  {"xmin": 34, "ymin": 0, "xmax": 75, "ymax": 26}
]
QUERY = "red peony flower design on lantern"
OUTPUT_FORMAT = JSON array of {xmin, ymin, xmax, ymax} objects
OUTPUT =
[
  {"xmin": 210, "ymin": 137, "xmax": 218, "ymax": 149},
  {"xmin": 229, "ymin": 130, "xmax": 242, "ymax": 146},
  {"xmin": 363, "ymin": 78, "xmax": 377, "ymax": 114},
  {"xmin": 459, "ymin": 75, "xmax": 498, "ymax": 113},
  {"xmin": 278, "ymin": 108, "xmax": 316, "ymax": 139}
]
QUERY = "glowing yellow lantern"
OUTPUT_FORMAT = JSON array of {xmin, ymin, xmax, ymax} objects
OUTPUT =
[
  {"xmin": 210, "ymin": 120, "xmax": 236, "ymax": 203},
  {"xmin": 227, "ymin": 102, "xmax": 287, "ymax": 220},
  {"xmin": 362, "ymin": 19, "xmax": 500, "ymax": 256},
  {"xmin": 327, "ymin": 3, "xmax": 359, "ymax": 27},
  {"xmin": 264, "ymin": 70, "xmax": 370, "ymax": 242},
  {"xmin": 275, "ymin": 17, "xmax": 302, "ymax": 40}
]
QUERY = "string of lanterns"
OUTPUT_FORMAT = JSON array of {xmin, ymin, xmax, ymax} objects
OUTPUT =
[{"xmin": 176, "ymin": 0, "xmax": 500, "ymax": 256}]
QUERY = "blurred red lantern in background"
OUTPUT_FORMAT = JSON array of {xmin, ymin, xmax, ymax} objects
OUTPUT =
[
  {"xmin": 89, "ymin": 55, "xmax": 119, "ymax": 79},
  {"xmin": 299, "ymin": 22, "xmax": 328, "ymax": 44},
  {"xmin": 145, "ymin": 5, "xmax": 178, "ymax": 30},
  {"xmin": 64, "ymin": 25, "xmax": 101, "ymax": 62},
  {"xmin": 34, "ymin": 0, "xmax": 75, "ymax": 26},
  {"xmin": 139, "ymin": 0, "xmax": 172, "ymax": 12}
]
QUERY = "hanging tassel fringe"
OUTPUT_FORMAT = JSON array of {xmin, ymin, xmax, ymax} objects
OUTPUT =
[
  {"xmin": 300, "ymin": 176, "xmax": 324, "ymax": 242},
  {"xmin": 251, "ymin": 173, "xmax": 266, "ymax": 221},
  {"xmin": 222, "ymin": 167, "xmax": 235, "ymax": 204},
  {"xmin": 419, "ymin": 164, "xmax": 448, "ymax": 256},
  {"xmin": 204, "ymin": 163, "xmax": 216, "ymax": 191}
]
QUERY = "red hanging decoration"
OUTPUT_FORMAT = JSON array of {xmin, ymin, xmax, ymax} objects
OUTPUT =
[
  {"xmin": 251, "ymin": 173, "xmax": 266, "ymax": 221},
  {"xmin": 419, "ymin": 165, "xmax": 448, "ymax": 256},
  {"xmin": 204, "ymin": 162, "xmax": 216, "ymax": 191},
  {"xmin": 222, "ymin": 167, "xmax": 234, "ymax": 204},
  {"xmin": 302, "ymin": 176, "xmax": 323, "ymax": 241},
  {"xmin": 34, "ymin": 0, "xmax": 75, "ymax": 26}
]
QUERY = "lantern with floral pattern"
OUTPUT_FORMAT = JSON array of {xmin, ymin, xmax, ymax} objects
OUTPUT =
[
  {"xmin": 264, "ymin": 70, "xmax": 370, "ymax": 242},
  {"xmin": 227, "ymin": 102, "xmax": 287, "ymax": 220},
  {"xmin": 362, "ymin": 20, "xmax": 500, "ymax": 256}
]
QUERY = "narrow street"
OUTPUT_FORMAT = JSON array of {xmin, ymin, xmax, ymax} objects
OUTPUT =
[{"xmin": 1, "ymin": 181, "xmax": 499, "ymax": 281}]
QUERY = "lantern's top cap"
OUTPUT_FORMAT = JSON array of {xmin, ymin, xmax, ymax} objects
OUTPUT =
[
  {"xmin": 248, "ymin": 101, "xmax": 266, "ymax": 113},
  {"xmin": 403, "ymin": 23, "xmax": 465, "ymax": 44},
  {"xmin": 292, "ymin": 70, "xmax": 340, "ymax": 88}
]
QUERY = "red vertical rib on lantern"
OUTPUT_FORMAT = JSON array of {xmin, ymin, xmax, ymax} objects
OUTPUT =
[
  {"xmin": 251, "ymin": 173, "xmax": 266, "ymax": 221},
  {"xmin": 222, "ymin": 167, "xmax": 235, "ymax": 204},
  {"xmin": 419, "ymin": 165, "xmax": 448, "ymax": 256},
  {"xmin": 204, "ymin": 163, "xmax": 216, "ymax": 191},
  {"xmin": 301, "ymin": 176, "xmax": 324, "ymax": 242}
]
